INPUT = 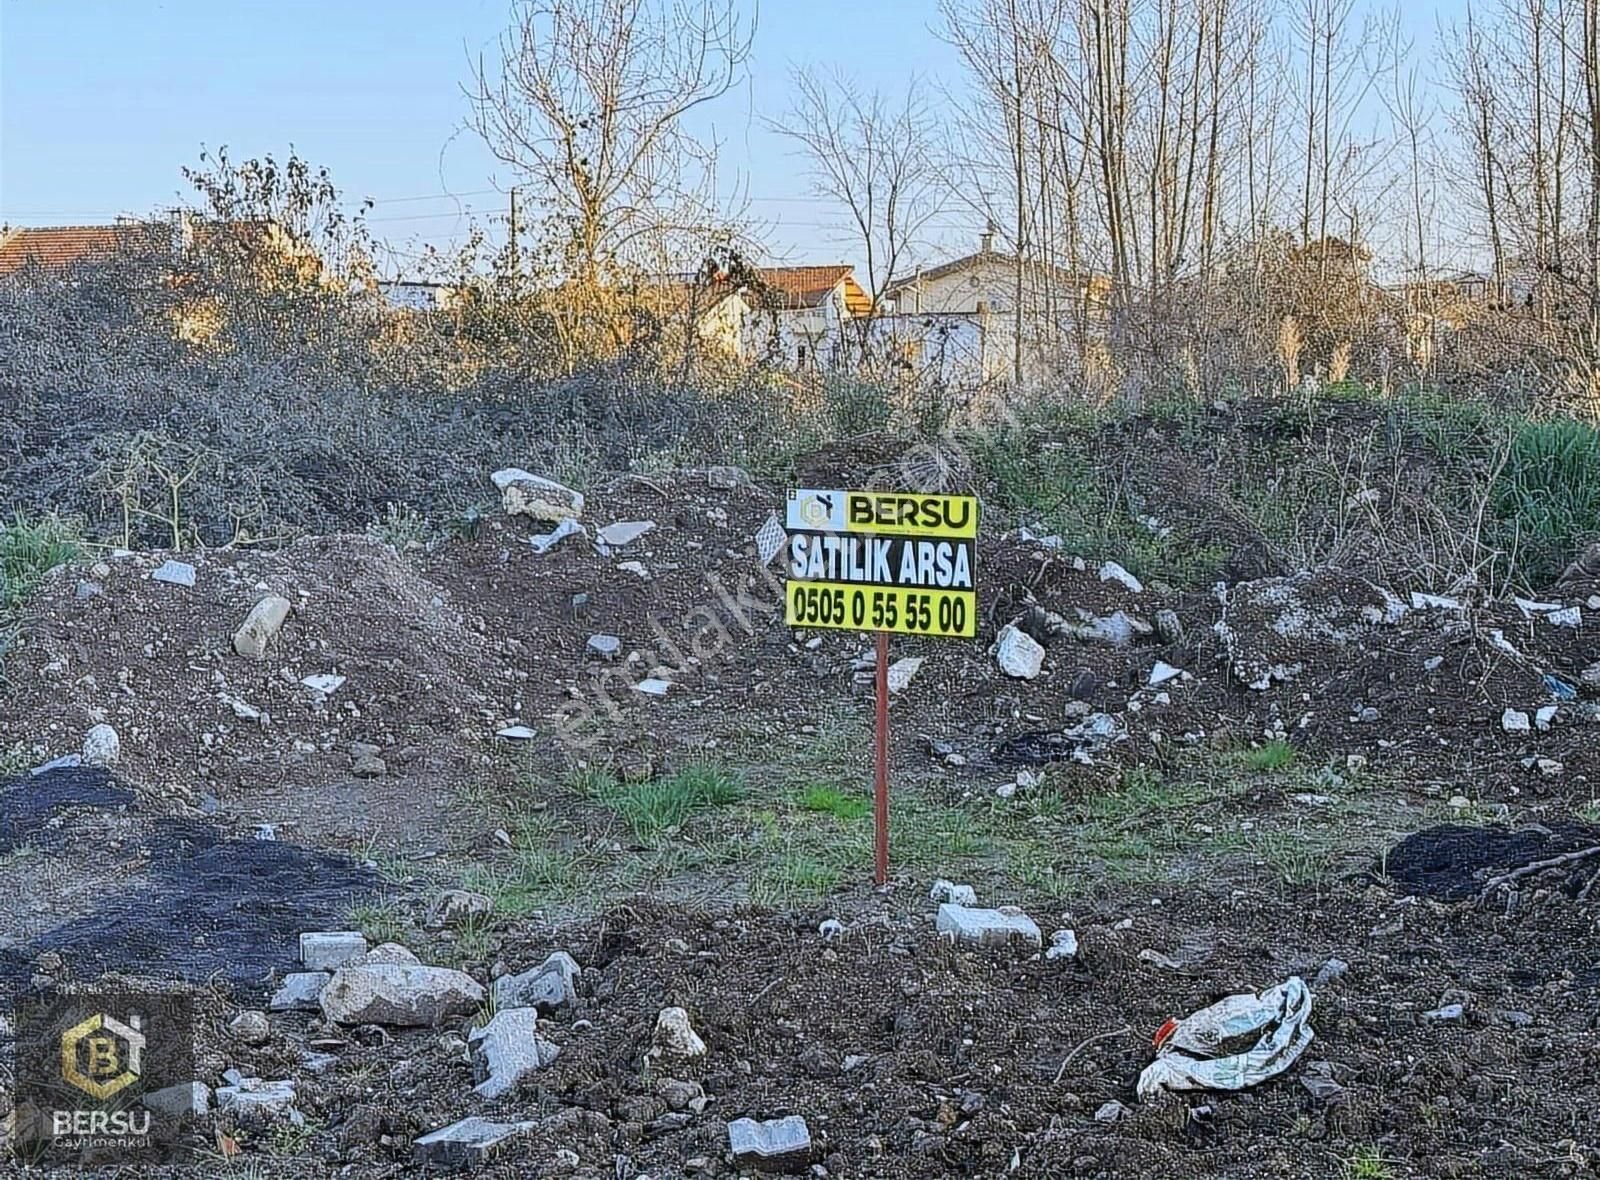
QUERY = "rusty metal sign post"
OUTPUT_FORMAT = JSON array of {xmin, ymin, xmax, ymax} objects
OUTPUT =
[{"xmin": 783, "ymin": 489, "xmax": 980, "ymax": 885}]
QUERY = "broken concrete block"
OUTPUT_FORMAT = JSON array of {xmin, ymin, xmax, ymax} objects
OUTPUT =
[
  {"xmin": 991, "ymin": 624, "xmax": 1044, "ymax": 680},
  {"xmin": 468, "ymin": 1008, "xmax": 560, "ymax": 1099},
  {"xmin": 492, "ymin": 951, "xmax": 580, "ymax": 1012},
  {"xmin": 233, "ymin": 595, "xmax": 291, "ymax": 659},
  {"xmin": 935, "ymin": 903, "xmax": 1043, "ymax": 949},
  {"xmin": 414, "ymin": 1116, "xmax": 536, "ymax": 1170},
  {"xmin": 215, "ymin": 1078, "xmax": 298, "ymax": 1123},
  {"xmin": 597, "ymin": 520, "xmax": 655, "ymax": 548},
  {"xmin": 1501, "ymin": 708, "xmax": 1531, "ymax": 733},
  {"xmin": 350, "ymin": 942, "xmax": 421, "ymax": 967},
  {"xmin": 886, "ymin": 657, "xmax": 924, "ymax": 693},
  {"xmin": 150, "ymin": 559, "xmax": 196, "ymax": 587},
  {"xmin": 728, "ymin": 1115, "xmax": 811, "ymax": 1169},
  {"xmin": 269, "ymin": 972, "xmax": 330, "ymax": 1012},
  {"xmin": 1046, "ymin": 930, "xmax": 1079, "ymax": 960},
  {"xmin": 587, "ymin": 634, "xmax": 622, "ymax": 659},
  {"xmin": 319, "ymin": 964, "xmax": 485, "ymax": 1027},
  {"xmin": 299, "ymin": 931, "xmax": 368, "ymax": 971},
  {"xmin": 142, "ymin": 1080, "xmax": 211, "ymax": 1119}
]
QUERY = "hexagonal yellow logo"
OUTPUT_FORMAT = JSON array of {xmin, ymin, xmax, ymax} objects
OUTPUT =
[{"xmin": 60, "ymin": 1013, "xmax": 145, "ymax": 1100}]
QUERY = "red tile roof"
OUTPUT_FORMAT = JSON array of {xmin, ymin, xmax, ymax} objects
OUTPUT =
[
  {"xmin": 0, "ymin": 224, "xmax": 144, "ymax": 276},
  {"xmin": 755, "ymin": 265, "xmax": 872, "ymax": 315}
]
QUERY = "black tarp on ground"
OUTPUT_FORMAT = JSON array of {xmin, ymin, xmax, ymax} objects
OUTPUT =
[
  {"xmin": 0, "ymin": 767, "xmax": 381, "ymax": 996},
  {"xmin": 1385, "ymin": 821, "xmax": 1600, "ymax": 900}
]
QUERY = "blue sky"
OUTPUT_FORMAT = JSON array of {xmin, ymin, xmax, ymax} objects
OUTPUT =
[{"xmin": 1, "ymin": 1, "xmax": 1457, "ymax": 274}]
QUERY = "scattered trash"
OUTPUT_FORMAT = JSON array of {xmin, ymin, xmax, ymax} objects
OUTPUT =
[
  {"xmin": 1547, "ymin": 606, "xmax": 1582, "ymax": 628},
  {"xmin": 496, "ymin": 725, "xmax": 537, "ymax": 740},
  {"xmin": 635, "ymin": 678, "xmax": 672, "ymax": 696},
  {"xmin": 1544, "ymin": 674, "xmax": 1577, "ymax": 701},
  {"xmin": 1136, "ymin": 977, "xmax": 1314, "ymax": 1100},
  {"xmin": 928, "ymin": 879, "xmax": 978, "ymax": 906},
  {"xmin": 1149, "ymin": 661, "xmax": 1183, "ymax": 686},
  {"xmin": 1424, "ymin": 1003, "xmax": 1465, "ymax": 1022},
  {"xmin": 1535, "ymin": 705, "xmax": 1557, "ymax": 731},
  {"xmin": 754, "ymin": 515, "xmax": 786, "ymax": 566},
  {"xmin": 597, "ymin": 520, "xmax": 655, "ymax": 548},
  {"xmin": 301, "ymin": 673, "xmax": 346, "ymax": 696},
  {"xmin": 728, "ymin": 1115, "xmax": 811, "ymax": 1169},
  {"xmin": 528, "ymin": 517, "xmax": 586, "ymax": 555},
  {"xmin": 1501, "ymin": 708, "xmax": 1531, "ymax": 734}
]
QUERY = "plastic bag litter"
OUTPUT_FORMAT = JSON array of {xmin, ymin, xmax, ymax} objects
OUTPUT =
[{"xmin": 1136, "ymin": 976, "xmax": 1314, "ymax": 1100}]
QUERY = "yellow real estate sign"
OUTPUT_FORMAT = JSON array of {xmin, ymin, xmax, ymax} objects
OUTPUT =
[{"xmin": 783, "ymin": 489, "xmax": 979, "ymax": 639}]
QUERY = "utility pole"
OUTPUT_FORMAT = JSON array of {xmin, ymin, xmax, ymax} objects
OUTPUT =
[{"xmin": 508, "ymin": 186, "xmax": 521, "ymax": 292}]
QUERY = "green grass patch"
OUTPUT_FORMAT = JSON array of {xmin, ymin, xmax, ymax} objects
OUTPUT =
[
  {"xmin": 349, "ymin": 897, "xmax": 409, "ymax": 945},
  {"xmin": 583, "ymin": 762, "xmax": 745, "ymax": 843},
  {"xmin": 1493, "ymin": 416, "xmax": 1600, "ymax": 584},
  {"xmin": 1244, "ymin": 739, "xmax": 1297, "ymax": 772},
  {"xmin": 0, "ymin": 514, "xmax": 83, "ymax": 612},
  {"xmin": 798, "ymin": 784, "xmax": 871, "ymax": 821}
]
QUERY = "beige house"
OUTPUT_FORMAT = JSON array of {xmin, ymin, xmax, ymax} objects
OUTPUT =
[{"xmin": 883, "ymin": 228, "xmax": 1109, "ymax": 321}]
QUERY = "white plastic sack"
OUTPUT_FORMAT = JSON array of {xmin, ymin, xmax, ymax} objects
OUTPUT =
[
  {"xmin": 1136, "ymin": 976, "xmax": 1314, "ymax": 1100},
  {"xmin": 529, "ymin": 517, "xmax": 586, "ymax": 555}
]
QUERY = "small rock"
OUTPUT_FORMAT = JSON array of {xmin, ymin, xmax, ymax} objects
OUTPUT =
[
  {"xmin": 1535, "ymin": 705, "xmax": 1558, "ymax": 731},
  {"xmin": 469, "ymin": 1008, "xmax": 560, "ymax": 1099},
  {"xmin": 320, "ymin": 964, "xmax": 485, "ymax": 1027},
  {"xmin": 991, "ymin": 624, "xmax": 1045, "ymax": 679},
  {"xmin": 1501, "ymin": 708, "xmax": 1531, "ymax": 733},
  {"xmin": 300, "ymin": 931, "xmax": 368, "ymax": 971},
  {"xmin": 233, "ymin": 596, "xmax": 292, "ymax": 659},
  {"xmin": 151, "ymin": 559, "xmax": 197, "ymax": 587},
  {"xmin": 728, "ymin": 1115, "xmax": 811, "ymax": 1169},
  {"xmin": 935, "ymin": 903, "xmax": 1042, "ymax": 949},
  {"xmin": 652, "ymin": 1007, "xmax": 707, "ymax": 1059},
  {"xmin": 228, "ymin": 1010, "xmax": 271, "ymax": 1046},
  {"xmin": 269, "ymin": 972, "xmax": 330, "ymax": 1011},
  {"xmin": 818, "ymin": 919, "xmax": 845, "ymax": 940},
  {"xmin": 1424, "ymin": 1003, "xmax": 1465, "ymax": 1022},
  {"xmin": 617, "ymin": 560, "xmax": 651, "ymax": 579},
  {"xmin": 1154, "ymin": 608, "xmax": 1184, "ymax": 644},
  {"xmin": 82, "ymin": 724, "xmax": 120, "ymax": 767},
  {"xmin": 415, "ymin": 1116, "xmax": 536, "ymax": 1170},
  {"xmin": 657, "ymin": 1077, "xmax": 704, "ymax": 1111},
  {"xmin": 635, "ymin": 678, "xmax": 672, "ymax": 696},
  {"xmin": 491, "ymin": 468, "xmax": 584, "ymax": 522},
  {"xmin": 497, "ymin": 725, "xmax": 537, "ymax": 740},
  {"xmin": 75, "ymin": 579, "xmax": 102, "ymax": 601},
  {"xmin": 1046, "ymin": 930, "xmax": 1079, "ymax": 961},
  {"xmin": 494, "ymin": 952, "xmax": 580, "ymax": 1012},
  {"xmin": 427, "ymin": 889, "xmax": 493, "ymax": 929},
  {"xmin": 1312, "ymin": 958, "xmax": 1348, "ymax": 988},
  {"xmin": 588, "ymin": 634, "xmax": 622, "ymax": 659},
  {"xmin": 1094, "ymin": 1100, "xmax": 1128, "ymax": 1124},
  {"xmin": 928, "ymin": 879, "xmax": 978, "ymax": 906},
  {"xmin": 1098, "ymin": 562, "xmax": 1142, "ymax": 593}
]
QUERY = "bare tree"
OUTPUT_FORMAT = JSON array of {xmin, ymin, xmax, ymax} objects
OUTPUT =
[
  {"xmin": 770, "ymin": 67, "xmax": 945, "ymax": 315},
  {"xmin": 468, "ymin": 0, "xmax": 754, "ymax": 367}
]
